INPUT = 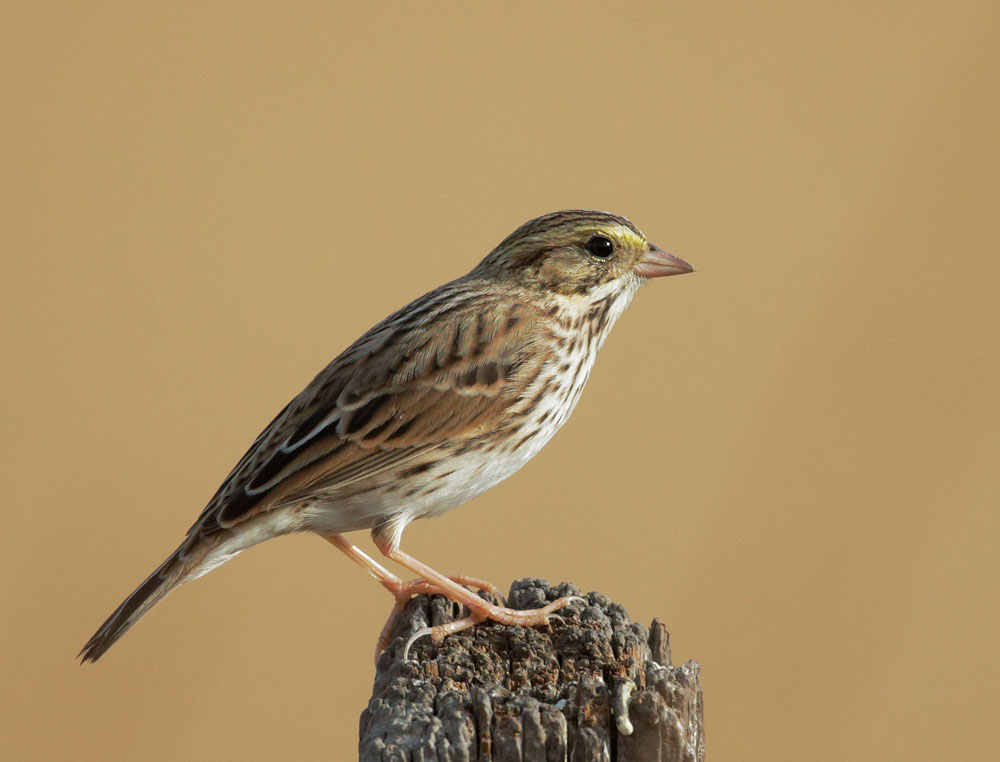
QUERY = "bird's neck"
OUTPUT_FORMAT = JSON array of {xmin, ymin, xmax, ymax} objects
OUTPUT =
[{"xmin": 546, "ymin": 277, "xmax": 642, "ymax": 355}]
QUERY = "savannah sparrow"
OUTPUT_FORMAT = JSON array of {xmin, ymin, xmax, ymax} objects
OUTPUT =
[{"xmin": 80, "ymin": 210, "xmax": 693, "ymax": 663}]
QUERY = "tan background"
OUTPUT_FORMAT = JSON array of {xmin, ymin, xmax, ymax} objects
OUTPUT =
[{"xmin": 3, "ymin": 2, "xmax": 998, "ymax": 760}]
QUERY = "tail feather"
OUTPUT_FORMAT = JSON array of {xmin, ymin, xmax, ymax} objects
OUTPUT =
[{"xmin": 79, "ymin": 547, "xmax": 188, "ymax": 663}]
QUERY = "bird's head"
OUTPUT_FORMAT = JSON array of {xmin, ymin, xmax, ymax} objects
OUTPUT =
[{"xmin": 473, "ymin": 210, "xmax": 693, "ymax": 300}]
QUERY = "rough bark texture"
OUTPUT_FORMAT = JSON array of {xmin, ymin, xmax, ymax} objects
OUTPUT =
[{"xmin": 360, "ymin": 578, "xmax": 703, "ymax": 761}]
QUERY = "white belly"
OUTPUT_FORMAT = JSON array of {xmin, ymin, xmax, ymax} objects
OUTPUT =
[{"xmin": 300, "ymin": 417, "xmax": 561, "ymax": 537}]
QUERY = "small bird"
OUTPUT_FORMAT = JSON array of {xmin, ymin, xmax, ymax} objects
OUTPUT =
[{"xmin": 80, "ymin": 210, "xmax": 692, "ymax": 663}]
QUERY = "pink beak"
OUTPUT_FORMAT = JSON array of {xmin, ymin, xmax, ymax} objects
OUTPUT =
[{"xmin": 633, "ymin": 245, "xmax": 694, "ymax": 278}]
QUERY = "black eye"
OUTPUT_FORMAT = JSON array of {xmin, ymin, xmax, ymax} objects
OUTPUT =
[{"xmin": 586, "ymin": 235, "xmax": 614, "ymax": 258}]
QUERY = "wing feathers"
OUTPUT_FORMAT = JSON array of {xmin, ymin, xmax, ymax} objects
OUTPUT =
[{"xmin": 200, "ymin": 295, "xmax": 550, "ymax": 532}]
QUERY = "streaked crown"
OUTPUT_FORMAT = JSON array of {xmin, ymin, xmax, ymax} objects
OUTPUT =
[{"xmin": 473, "ymin": 210, "xmax": 653, "ymax": 296}]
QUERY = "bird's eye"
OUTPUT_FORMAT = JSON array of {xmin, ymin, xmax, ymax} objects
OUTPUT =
[{"xmin": 586, "ymin": 235, "xmax": 614, "ymax": 258}]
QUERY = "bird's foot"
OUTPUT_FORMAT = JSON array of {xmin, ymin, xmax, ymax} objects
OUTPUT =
[
  {"xmin": 374, "ymin": 575, "xmax": 508, "ymax": 660},
  {"xmin": 401, "ymin": 594, "xmax": 585, "ymax": 661}
]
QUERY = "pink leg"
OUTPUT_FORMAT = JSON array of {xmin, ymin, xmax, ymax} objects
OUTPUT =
[
  {"xmin": 371, "ymin": 531, "xmax": 584, "ymax": 658},
  {"xmin": 325, "ymin": 534, "xmax": 402, "ymax": 591},
  {"xmin": 323, "ymin": 535, "xmax": 509, "ymax": 660}
]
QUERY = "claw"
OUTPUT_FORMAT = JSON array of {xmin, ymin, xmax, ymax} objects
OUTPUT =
[{"xmin": 402, "ymin": 612, "xmax": 486, "ymax": 661}]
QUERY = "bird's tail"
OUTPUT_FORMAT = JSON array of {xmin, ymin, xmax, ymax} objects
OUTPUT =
[{"xmin": 79, "ymin": 543, "xmax": 197, "ymax": 663}]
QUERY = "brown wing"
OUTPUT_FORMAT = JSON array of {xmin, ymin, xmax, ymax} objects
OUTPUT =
[{"xmin": 192, "ymin": 284, "xmax": 550, "ymax": 534}]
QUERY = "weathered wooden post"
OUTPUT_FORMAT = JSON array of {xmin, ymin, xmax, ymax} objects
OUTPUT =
[{"xmin": 360, "ymin": 578, "xmax": 704, "ymax": 761}]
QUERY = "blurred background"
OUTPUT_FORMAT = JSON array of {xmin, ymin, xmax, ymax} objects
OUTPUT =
[{"xmin": 3, "ymin": 2, "xmax": 998, "ymax": 760}]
